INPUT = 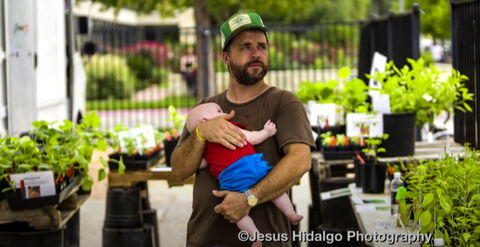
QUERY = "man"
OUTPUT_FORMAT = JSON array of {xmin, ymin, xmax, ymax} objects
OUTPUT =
[{"xmin": 171, "ymin": 13, "xmax": 315, "ymax": 247}]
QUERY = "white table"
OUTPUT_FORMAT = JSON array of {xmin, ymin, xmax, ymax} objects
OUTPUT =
[{"xmin": 348, "ymin": 185, "xmax": 432, "ymax": 247}]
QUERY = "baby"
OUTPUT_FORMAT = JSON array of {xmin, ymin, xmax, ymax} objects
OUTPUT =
[{"xmin": 186, "ymin": 102, "xmax": 303, "ymax": 247}]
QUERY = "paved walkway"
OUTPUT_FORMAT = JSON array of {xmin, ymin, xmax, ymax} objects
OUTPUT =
[{"xmin": 80, "ymin": 149, "xmax": 312, "ymax": 247}]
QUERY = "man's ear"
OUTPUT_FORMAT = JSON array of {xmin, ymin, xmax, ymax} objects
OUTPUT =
[{"xmin": 222, "ymin": 52, "xmax": 230, "ymax": 67}]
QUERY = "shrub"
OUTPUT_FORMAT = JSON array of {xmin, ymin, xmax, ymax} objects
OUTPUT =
[{"xmin": 85, "ymin": 54, "xmax": 136, "ymax": 100}]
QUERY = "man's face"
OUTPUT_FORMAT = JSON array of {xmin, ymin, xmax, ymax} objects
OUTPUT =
[{"xmin": 225, "ymin": 30, "xmax": 269, "ymax": 86}]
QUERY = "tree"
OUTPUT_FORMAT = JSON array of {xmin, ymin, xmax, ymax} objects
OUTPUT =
[{"xmin": 394, "ymin": 0, "xmax": 451, "ymax": 40}]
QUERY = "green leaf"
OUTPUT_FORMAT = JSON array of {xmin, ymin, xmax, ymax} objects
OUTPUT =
[
  {"xmin": 474, "ymin": 226, "xmax": 480, "ymax": 234},
  {"xmin": 98, "ymin": 168, "xmax": 106, "ymax": 181},
  {"xmin": 118, "ymin": 157, "xmax": 125, "ymax": 175},
  {"xmin": 463, "ymin": 232, "xmax": 471, "ymax": 242},
  {"xmin": 59, "ymin": 120, "xmax": 73, "ymax": 131},
  {"xmin": 38, "ymin": 163, "xmax": 53, "ymax": 171},
  {"xmin": 464, "ymin": 102, "xmax": 473, "ymax": 112},
  {"xmin": 96, "ymin": 139, "xmax": 107, "ymax": 152},
  {"xmin": 338, "ymin": 67, "xmax": 350, "ymax": 79},
  {"xmin": 420, "ymin": 210, "xmax": 431, "ymax": 227},
  {"xmin": 99, "ymin": 156, "xmax": 108, "ymax": 168},
  {"xmin": 440, "ymin": 197, "xmax": 451, "ymax": 214},
  {"xmin": 81, "ymin": 176, "xmax": 94, "ymax": 191},
  {"xmin": 423, "ymin": 193, "xmax": 434, "ymax": 207}
]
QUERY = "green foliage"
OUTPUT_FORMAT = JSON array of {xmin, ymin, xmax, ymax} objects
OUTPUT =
[
  {"xmin": 85, "ymin": 54, "xmax": 136, "ymax": 100},
  {"xmin": 361, "ymin": 133, "xmax": 389, "ymax": 162},
  {"xmin": 167, "ymin": 105, "xmax": 186, "ymax": 132},
  {"xmin": 403, "ymin": 0, "xmax": 451, "ymax": 40},
  {"xmin": 368, "ymin": 58, "xmax": 474, "ymax": 127},
  {"xmin": 404, "ymin": 146, "xmax": 480, "ymax": 246},
  {"xmin": 296, "ymin": 80, "xmax": 338, "ymax": 104},
  {"xmin": 336, "ymin": 67, "xmax": 369, "ymax": 113},
  {"xmin": 0, "ymin": 112, "xmax": 111, "ymax": 192}
]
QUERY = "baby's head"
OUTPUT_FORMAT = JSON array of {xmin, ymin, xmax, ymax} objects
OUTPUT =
[{"xmin": 186, "ymin": 103, "xmax": 226, "ymax": 132}]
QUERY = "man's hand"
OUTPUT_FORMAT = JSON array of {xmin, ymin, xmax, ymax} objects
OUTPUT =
[
  {"xmin": 197, "ymin": 110, "xmax": 247, "ymax": 150},
  {"xmin": 263, "ymin": 119, "xmax": 276, "ymax": 137},
  {"xmin": 213, "ymin": 190, "xmax": 250, "ymax": 223}
]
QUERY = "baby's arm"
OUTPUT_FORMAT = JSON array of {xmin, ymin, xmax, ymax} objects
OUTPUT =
[
  {"xmin": 241, "ymin": 119, "xmax": 276, "ymax": 145},
  {"xmin": 199, "ymin": 158, "xmax": 209, "ymax": 169}
]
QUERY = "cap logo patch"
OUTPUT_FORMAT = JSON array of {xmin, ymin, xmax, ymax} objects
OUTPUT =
[{"xmin": 229, "ymin": 14, "xmax": 252, "ymax": 32}]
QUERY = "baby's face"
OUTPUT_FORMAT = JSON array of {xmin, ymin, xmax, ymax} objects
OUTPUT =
[{"xmin": 202, "ymin": 103, "xmax": 226, "ymax": 120}]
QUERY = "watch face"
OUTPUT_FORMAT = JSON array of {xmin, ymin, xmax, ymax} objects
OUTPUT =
[{"xmin": 247, "ymin": 196, "xmax": 258, "ymax": 206}]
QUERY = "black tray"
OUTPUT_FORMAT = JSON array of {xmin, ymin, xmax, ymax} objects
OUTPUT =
[
  {"xmin": 5, "ymin": 174, "xmax": 82, "ymax": 210},
  {"xmin": 108, "ymin": 150, "xmax": 162, "ymax": 171},
  {"xmin": 0, "ymin": 182, "xmax": 8, "ymax": 202},
  {"xmin": 322, "ymin": 151, "xmax": 355, "ymax": 160}
]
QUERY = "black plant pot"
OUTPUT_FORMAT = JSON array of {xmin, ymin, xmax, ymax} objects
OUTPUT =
[
  {"xmin": 103, "ymin": 224, "xmax": 155, "ymax": 247},
  {"xmin": 142, "ymin": 209, "xmax": 160, "ymax": 247},
  {"xmin": 337, "ymin": 146, "xmax": 351, "ymax": 151},
  {"xmin": 104, "ymin": 187, "xmax": 143, "ymax": 228},
  {"xmin": 0, "ymin": 181, "xmax": 9, "ymax": 201},
  {"xmin": 163, "ymin": 137, "xmax": 179, "ymax": 167},
  {"xmin": 361, "ymin": 161, "xmax": 387, "ymax": 194},
  {"xmin": 322, "ymin": 146, "xmax": 336, "ymax": 152},
  {"xmin": 0, "ymin": 222, "xmax": 65, "ymax": 247},
  {"xmin": 379, "ymin": 113, "xmax": 416, "ymax": 157}
]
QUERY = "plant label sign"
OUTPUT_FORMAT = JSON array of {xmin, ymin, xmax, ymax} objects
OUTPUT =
[
  {"xmin": 368, "ymin": 52, "xmax": 387, "ymax": 96},
  {"xmin": 309, "ymin": 103, "xmax": 336, "ymax": 128},
  {"xmin": 10, "ymin": 171, "xmax": 56, "ymax": 198},
  {"xmin": 320, "ymin": 188, "xmax": 352, "ymax": 200},
  {"xmin": 118, "ymin": 125, "xmax": 156, "ymax": 154},
  {"xmin": 346, "ymin": 113, "xmax": 384, "ymax": 137},
  {"xmin": 371, "ymin": 94, "xmax": 391, "ymax": 114}
]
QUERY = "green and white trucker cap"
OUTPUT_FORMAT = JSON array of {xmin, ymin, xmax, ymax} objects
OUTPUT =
[{"xmin": 220, "ymin": 13, "xmax": 268, "ymax": 51}]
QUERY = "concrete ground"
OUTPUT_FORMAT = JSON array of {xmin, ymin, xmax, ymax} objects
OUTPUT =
[{"xmin": 80, "ymin": 149, "xmax": 312, "ymax": 247}]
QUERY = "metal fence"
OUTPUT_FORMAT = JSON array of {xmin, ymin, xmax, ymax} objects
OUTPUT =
[
  {"xmin": 357, "ymin": 4, "xmax": 420, "ymax": 84},
  {"xmin": 451, "ymin": 0, "xmax": 480, "ymax": 148},
  {"xmin": 79, "ymin": 19, "xmax": 362, "ymax": 130}
]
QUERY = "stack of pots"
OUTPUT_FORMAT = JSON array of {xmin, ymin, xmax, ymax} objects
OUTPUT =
[{"xmin": 103, "ymin": 182, "xmax": 159, "ymax": 247}]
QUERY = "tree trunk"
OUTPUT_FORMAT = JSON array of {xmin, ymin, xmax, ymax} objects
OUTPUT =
[{"xmin": 194, "ymin": 0, "xmax": 216, "ymax": 98}]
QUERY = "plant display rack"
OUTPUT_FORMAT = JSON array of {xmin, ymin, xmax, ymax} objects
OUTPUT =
[
  {"xmin": 0, "ymin": 183, "xmax": 89, "ymax": 230},
  {"xmin": 108, "ymin": 156, "xmax": 195, "ymax": 188}
]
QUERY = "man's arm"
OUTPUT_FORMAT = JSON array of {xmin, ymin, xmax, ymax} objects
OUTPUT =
[
  {"xmin": 171, "ymin": 111, "xmax": 247, "ymax": 182},
  {"xmin": 213, "ymin": 143, "xmax": 311, "ymax": 222}
]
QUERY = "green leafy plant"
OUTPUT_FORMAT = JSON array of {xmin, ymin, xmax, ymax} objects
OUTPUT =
[
  {"xmin": 361, "ymin": 134, "xmax": 389, "ymax": 163},
  {"xmin": 404, "ymin": 145, "xmax": 480, "ymax": 246},
  {"xmin": 320, "ymin": 131, "xmax": 335, "ymax": 146},
  {"xmin": 296, "ymin": 80, "xmax": 338, "ymax": 104},
  {"xmin": 165, "ymin": 105, "xmax": 186, "ymax": 140},
  {"xmin": 368, "ymin": 58, "xmax": 474, "ymax": 127},
  {"xmin": 0, "ymin": 112, "xmax": 109, "ymax": 192}
]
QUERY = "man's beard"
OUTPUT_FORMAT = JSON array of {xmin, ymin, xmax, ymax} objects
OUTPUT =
[{"xmin": 230, "ymin": 59, "xmax": 268, "ymax": 86}]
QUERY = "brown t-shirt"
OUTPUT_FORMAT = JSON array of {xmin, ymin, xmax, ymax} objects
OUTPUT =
[{"xmin": 177, "ymin": 87, "xmax": 316, "ymax": 247}]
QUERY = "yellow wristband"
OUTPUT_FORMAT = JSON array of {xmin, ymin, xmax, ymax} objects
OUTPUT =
[{"xmin": 196, "ymin": 126, "xmax": 206, "ymax": 141}]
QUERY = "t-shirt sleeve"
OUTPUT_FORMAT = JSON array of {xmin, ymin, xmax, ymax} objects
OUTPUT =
[{"xmin": 274, "ymin": 91, "xmax": 316, "ymax": 153}]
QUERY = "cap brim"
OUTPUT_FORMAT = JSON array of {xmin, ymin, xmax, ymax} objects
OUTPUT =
[{"xmin": 223, "ymin": 26, "xmax": 268, "ymax": 51}]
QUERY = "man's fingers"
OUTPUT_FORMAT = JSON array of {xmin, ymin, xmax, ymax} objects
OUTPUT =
[{"xmin": 212, "ymin": 190, "xmax": 228, "ymax": 198}]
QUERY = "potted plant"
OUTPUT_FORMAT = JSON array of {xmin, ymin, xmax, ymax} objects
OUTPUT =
[
  {"xmin": 368, "ymin": 58, "xmax": 473, "ymax": 157},
  {"xmin": 105, "ymin": 124, "xmax": 162, "ymax": 171},
  {"xmin": 354, "ymin": 134, "xmax": 389, "ymax": 193},
  {"xmin": 0, "ymin": 112, "xmax": 109, "ymax": 209},
  {"xmin": 404, "ymin": 145, "xmax": 480, "ymax": 246},
  {"xmin": 297, "ymin": 68, "xmax": 346, "ymax": 136},
  {"xmin": 163, "ymin": 105, "xmax": 186, "ymax": 167}
]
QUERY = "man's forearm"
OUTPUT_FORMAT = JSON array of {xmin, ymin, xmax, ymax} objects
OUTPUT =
[
  {"xmin": 250, "ymin": 143, "xmax": 311, "ymax": 203},
  {"xmin": 171, "ymin": 133, "xmax": 206, "ymax": 181}
]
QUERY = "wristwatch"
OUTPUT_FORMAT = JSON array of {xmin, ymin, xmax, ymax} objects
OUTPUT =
[{"xmin": 244, "ymin": 189, "xmax": 258, "ymax": 207}]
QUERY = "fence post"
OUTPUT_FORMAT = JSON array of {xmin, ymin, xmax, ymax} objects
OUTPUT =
[
  {"xmin": 411, "ymin": 3, "xmax": 420, "ymax": 60},
  {"xmin": 387, "ymin": 9, "xmax": 394, "ymax": 60},
  {"xmin": 450, "ymin": 0, "xmax": 463, "ymax": 144}
]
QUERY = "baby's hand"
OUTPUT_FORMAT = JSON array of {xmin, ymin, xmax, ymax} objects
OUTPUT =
[{"xmin": 263, "ymin": 119, "xmax": 277, "ymax": 137}]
